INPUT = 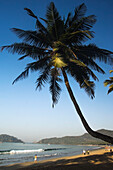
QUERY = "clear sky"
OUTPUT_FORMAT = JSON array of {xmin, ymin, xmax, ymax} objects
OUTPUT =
[{"xmin": 0, "ymin": 0, "xmax": 113, "ymax": 142}]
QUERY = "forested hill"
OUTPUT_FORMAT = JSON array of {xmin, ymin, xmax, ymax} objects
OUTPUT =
[
  {"xmin": 0, "ymin": 134, "xmax": 24, "ymax": 143},
  {"xmin": 37, "ymin": 129, "xmax": 113, "ymax": 145}
]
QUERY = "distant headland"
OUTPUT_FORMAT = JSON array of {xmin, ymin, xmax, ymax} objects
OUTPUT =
[
  {"xmin": 0, "ymin": 134, "xmax": 24, "ymax": 143},
  {"xmin": 37, "ymin": 129, "xmax": 113, "ymax": 145}
]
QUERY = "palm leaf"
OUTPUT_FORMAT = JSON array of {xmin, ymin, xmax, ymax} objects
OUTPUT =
[
  {"xmin": 67, "ymin": 14, "xmax": 96, "ymax": 34},
  {"xmin": 109, "ymin": 70, "xmax": 113, "ymax": 73},
  {"xmin": 77, "ymin": 15, "xmax": 97, "ymax": 30},
  {"xmin": 71, "ymin": 3, "xmax": 87, "ymax": 23},
  {"xmin": 24, "ymin": 8, "xmax": 37, "ymax": 19},
  {"xmin": 12, "ymin": 57, "xmax": 50, "ymax": 84},
  {"xmin": 35, "ymin": 65, "xmax": 51, "ymax": 90},
  {"xmin": 71, "ymin": 46, "xmax": 105, "ymax": 74},
  {"xmin": 12, "ymin": 69, "xmax": 29, "ymax": 85},
  {"xmin": 108, "ymin": 87, "xmax": 113, "ymax": 94},
  {"xmin": 69, "ymin": 59, "xmax": 98, "ymax": 81},
  {"xmin": 65, "ymin": 63, "xmax": 95, "ymax": 98},
  {"xmin": 46, "ymin": 2, "xmax": 61, "ymax": 23},
  {"xmin": 1, "ymin": 43, "xmax": 49, "ymax": 60},
  {"xmin": 46, "ymin": 2, "xmax": 63, "ymax": 40},
  {"xmin": 104, "ymin": 78, "xmax": 113, "ymax": 86},
  {"xmin": 104, "ymin": 79, "xmax": 111, "ymax": 87},
  {"xmin": 11, "ymin": 28, "xmax": 51, "ymax": 47},
  {"xmin": 104, "ymin": 73, "xmax": 113, "ymax": 94},
  {"xmin": 40, "ymin": 17, "xmax": 48, "ymax": 23},
  {"xmin": 49, "ymin": 68, "xmax": 61, "ymax": 107},
  {"xmin": 64, "ymin": 12, "xmax": 72, "ymax": 28},
  {"xmin": 66, "ymin": 62, "xmax": 89, "ymax": 83},
  {"xmin": 24, "ymin": 8, "xmax": 51, "ymax": 39},
  {"xmin": 61, "ymin": 29, "xmax": 94, "ymax": 45},
  {"xmin": 75, "ymin": 44, "xmax": 113, "ymax": 65},
  {"xmin": 80, "ymin": 80, "xmax": 95, "ymax": 99},
  {"xmin": 18, "ymin": 54, "xmax": 29, "ymax": 60},
  {"xmin": 35, "ymin": 18, "xmax": 49, "ymax": 34}
]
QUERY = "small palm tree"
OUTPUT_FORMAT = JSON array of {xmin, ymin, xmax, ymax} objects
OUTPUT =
[
  {"xmin": 2, "ymin": 2, "xmax": 113, "ymax": 143},
  {"xmin": 104, "ymin": 70, "xmax": 113, "ymax": 94}
]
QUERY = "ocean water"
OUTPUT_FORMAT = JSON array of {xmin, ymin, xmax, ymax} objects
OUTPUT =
[{"xmin": 0, "ymin": 142, "xmax": 100, "ymax": 166}]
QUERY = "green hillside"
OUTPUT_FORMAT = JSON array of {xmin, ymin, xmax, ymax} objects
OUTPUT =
[
  {"xmin": 0, "ymin": 134, "xmax": 24, "ymax": 143},
  {"xmin": 37, "ymin": 129, "xmax": 113, "ymax": 145}
]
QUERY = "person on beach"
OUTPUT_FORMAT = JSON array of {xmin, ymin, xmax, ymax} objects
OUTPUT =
[
  {"xmin": 109, "ymin": 146, "xmax": 112, "ymax": 152},
  {"xmin": 110, "ymin": 148, "xmax": 112, "ymax": 152},
  {"xmin": 34, "ymin": 154, "xmax": 38, "ymax": 162},
  {"xmin": 83, "ymin": 150, "xmax": 86, "ymax": 155},
  {"xmin": 87, "ymin": 150, "xmax": 90, "ymax": 155}
]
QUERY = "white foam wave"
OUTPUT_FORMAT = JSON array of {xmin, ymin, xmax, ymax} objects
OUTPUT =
[{"xmin": 10, "ymin": 149, "xmax": 44, "ymax": 154}]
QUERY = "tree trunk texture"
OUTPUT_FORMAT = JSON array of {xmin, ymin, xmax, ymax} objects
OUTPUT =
[{"xmin": 62, "ymin": 68, "xmax": 113, "ymax": 144}]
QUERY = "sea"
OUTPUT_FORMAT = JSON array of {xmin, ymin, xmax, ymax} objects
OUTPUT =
[{"xmin": 0, "ymin": 142, "xmax": 101, "ymax": 166}]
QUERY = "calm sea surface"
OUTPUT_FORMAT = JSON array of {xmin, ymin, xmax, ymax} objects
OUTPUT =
[{"xmin": 0, "ymin": 142, "xmax": 100, "ymax": 166}]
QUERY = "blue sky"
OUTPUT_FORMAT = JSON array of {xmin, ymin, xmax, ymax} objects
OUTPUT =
[{"xmin": 0, "ymin": 0, "xmax": 113, "ymax": 142}]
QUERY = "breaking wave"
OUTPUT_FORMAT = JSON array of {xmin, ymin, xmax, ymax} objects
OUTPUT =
[
  {"xmin": 0, "ymin": 148, "xmax": 65, "ymax": 155},
  {"xmin": 0, "ymin": 149, "xmax": 44, "ymax": 155}
]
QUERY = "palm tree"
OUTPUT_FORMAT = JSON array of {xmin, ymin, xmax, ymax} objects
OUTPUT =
[
  {"xmin": 104, "ymin": 70, "xmax": 113, "ymax": 94},
  {"xmin": 2, "ymin": 2, "xmax": 113, "ymax": 143}
]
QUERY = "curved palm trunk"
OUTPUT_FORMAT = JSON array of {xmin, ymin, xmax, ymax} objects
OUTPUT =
[{"xmin": 62, "ymin": 69, "xmax": 113, "ymax": 144}]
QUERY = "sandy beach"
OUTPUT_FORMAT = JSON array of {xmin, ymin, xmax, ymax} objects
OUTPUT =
[{"xmin": 0, "ymin": 147, "xmax": 113, "ymax": 170}]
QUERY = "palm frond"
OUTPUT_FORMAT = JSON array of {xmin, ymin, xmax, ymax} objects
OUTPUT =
[
  {"xmin": 104, "ymin": 78, "xmax": 113, "ymax": 86},
  {"xmin": 64, "ymin": 12, "xmax": 72, "ymax": 28},
  {"xmin": 66, "ymin": 14, "xmax": 96, "ymax": 34},
  {"xmin": 35, "ymin": 18, "xmax": 49, "ymax": 34},
  {"xmin": 1, "ymin": 43, "xmax": 49, "ymax": 60},
  {"xmin": 109, "ymin": 70, "xmax": 113, "ymax": 73},
  {"xmin": 60, "ymin": 29, "xmax": 94, "ymax": 45},
  {"xmin": 107, "ymin": 85, "xmax": 113, "ymax": 94},
  {"xmin": 46, "ymin": 2, "xmax": 61, "ymax": 24},
  {"xmin": 12, "ymin": 57, "xmax": 50, "ymax": 84},
  {"xmin": 18, "ymin": 54, "xmax": 29, "ymax": 60},
  {"xmin": 80, "ymin": 80, "xmax": 95, "ymax": 99},
  {"xmin": 40, "ymin": 17, "xmax": 48, "ymax": 23},
  {"xmin": 69, "ymin": 59, "xmax": 98, "ymax": 81},
  {"xmin": 68, "ymin": 30, "xmax": 94, "ymax": 43},
  {"xmin": 104, "ymin": 72, "xmax": 113, "ymax": 94},
  {"xmin": 66, "ymin": 62, "xmax": 87, "ymax": 82},
  {"xmin": 12, "ymin": 69, "xmax": 29, "ymax": 85},
  {"xmin": 71, "ymin": 3, "xmax": 87, "ymax": 23},
  {"xmin": 109, "ymin": 84, "xmax": 113, "ymax": 89},
  {"xmin": 76, "ymin": 44, "xmax": 113, "ymax": 65},
  {"xmin": 76, "ymin": 15, "xmax": 96, "ymax": 31},
  {"xmin": 24, "ymin": 8, "xmax": 51, "ymax": 40},
  {"xmin": 65, "ymin": 63, "xmax": 95, "ymax": 98},
  {"xmin": 70, "ymin": 30, "xmax": 92, "ymax": 39},
  {"xmin": 35, "ymin": 65, "xmax": 51, "ymax": 90},
  {"xmin": 11, "ymin": 28, "xmax": 51, "ymax": 47},
  {"xmin": 24, "ymin": 8, "xmax": 37, "ymax": 19},
  {"xmin": 46, "ymin": 2, "xmax": 63, "ymax": 40},
  {"xmin": 49, "ymin": 68, "xmax": 62, "ymax": 107},
  {"xmin": 71, "ymin": 47, "xmax": 105, "ymax": 74}
]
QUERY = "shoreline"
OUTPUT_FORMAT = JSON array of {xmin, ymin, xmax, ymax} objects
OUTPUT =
[
  {"xmin": 1, "ymin": 146, "xmax": 113, "ymax": 170},
  {"xmin": 0, "ymin": 144, "xmax": 102, "ymax": 167}
]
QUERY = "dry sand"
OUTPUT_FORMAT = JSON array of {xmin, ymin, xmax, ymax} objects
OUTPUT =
[{"xmin": 0, "ymin": 147, "xmax": 113, "ymax": 170}]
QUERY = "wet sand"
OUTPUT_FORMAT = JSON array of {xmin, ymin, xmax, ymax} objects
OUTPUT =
[{"xmin": 1, "ymin": 147, "xmax": 113, "ymax": 170}]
